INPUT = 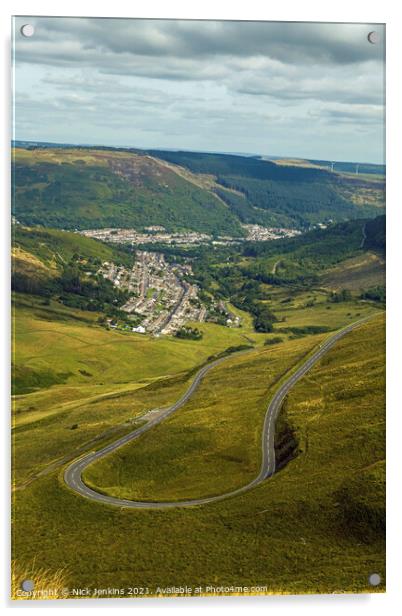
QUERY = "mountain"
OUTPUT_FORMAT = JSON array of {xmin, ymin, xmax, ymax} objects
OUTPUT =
[
  {"xmin": 12, "ymin": 146, "xmax": 384, "ymax": 235},
  {"xmin": 12, "ymin": 147, "xmax": 243, "ymax": 236},
  {"xmin": 148, "ymin": 149, "xmax": 385, "ymax": 228}
]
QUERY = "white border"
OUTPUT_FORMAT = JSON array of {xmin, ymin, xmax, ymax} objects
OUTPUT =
[{"xmin": 2, "ymin": 1, "xmax": 401, "ymax": 614}]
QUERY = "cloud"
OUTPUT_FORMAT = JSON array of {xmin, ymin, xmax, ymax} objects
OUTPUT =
[
  {"xmin": 311, "ymin": 103, "xmax": 384, "ymax": 125},
  {"xmin": 15, "ymin": 18, "xmax": 385, "ymax": 69},
  {"xmin": 12, "ymin": 17, "xmax": 385, "ymax": 162},
  {"xmin": 231, "ymin": 60, "xmax": 384, "ymax": 106}
]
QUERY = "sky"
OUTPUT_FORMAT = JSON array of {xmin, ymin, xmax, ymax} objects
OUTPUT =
[{"xmin": 13, "ymin": 17, "xmax": 385, "ymax": 163}]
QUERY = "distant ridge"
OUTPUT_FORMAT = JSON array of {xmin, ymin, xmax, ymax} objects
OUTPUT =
[{"xmin": 12, "ymin": 141, "xmax": 385, "ymax": 170}]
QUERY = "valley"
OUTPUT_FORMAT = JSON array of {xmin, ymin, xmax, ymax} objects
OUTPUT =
[
  {"xmin": 12, "ymin": 146, "xmax": 385, "ymax": 234},
  {"xmin": 11, "ymin": 144, "xmax": 386, "ymax": 598},
  {"xmin": 10, "ymin": 14, "xmax": 387, "ymax": 602}
]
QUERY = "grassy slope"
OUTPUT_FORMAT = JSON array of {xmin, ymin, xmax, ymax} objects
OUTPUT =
[
  {"xmin": 12, "ymin": 148, "xmax": 242, "ymax": 235},
  {"xmin": 320, "ymin": 253, "xmax": 385, "ymax": 292},
  {"xmin": 12, "ymin": 246, "xmax": 57, "ymax": 292},
  {"xmin": 241, "ymin": 218, "xmax": 366, "ymax": 271},
  {"xmin": 13, "ymin": 295, "xmax": 266, "ymax": 396},
  {"xmin": 12, "ymin": 293, "xmax": 271, "ymax": 484},
  {"xmin": 13, "ymin": 147, "xmax": 385, "ymax": 235},
  {"xmin": 11, "ymin": 225, "xmax": 134, "ymax": 301},
  {"xmin": 230, "ymin": 217, "xmax": 385, "ymax": 325},
  {"xmin": 12, "ymin": 314, "xmax": 385, "ymax": 597},
  {"xmin": 12, "ymin": 241, "xmax": 383, "ymax": 485},
  {"xmin": 82, "ymin": 334, "xmax": 325, "ymax": 500},
  {"xmin": 149, "ymin": 149, "xmax": 385, "ymax": 225},
  {"xmin": 13, "ymin": 225, "xmax": 132, "ymax": 267},
  {"xmin": 273, "ymin": 295, "xmax": 380, "ymax": 330}
]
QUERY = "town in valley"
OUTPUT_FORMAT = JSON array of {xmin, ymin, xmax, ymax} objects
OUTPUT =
[
  {"xmin": 99, "ymin": 250, "xmax": 240, "ymax": 336},
  {"xmin": 79, "ymin": 223, "xmax": 302, "ymax": 246}
]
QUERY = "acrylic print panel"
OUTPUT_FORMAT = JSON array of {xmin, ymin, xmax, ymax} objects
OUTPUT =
[{"xmin": 11, "ymin": 16, "xmax": 385, "ymax": 600}]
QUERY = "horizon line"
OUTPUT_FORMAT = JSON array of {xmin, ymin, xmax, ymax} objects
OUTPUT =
[{"xmin": 11, "ymin": 139, "xmax": 386, "ymax": 167}]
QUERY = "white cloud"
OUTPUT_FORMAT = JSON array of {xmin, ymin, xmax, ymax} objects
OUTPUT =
[{"xmin": 12, "ymin": 17, "xmax": 385, "ymax": 162}]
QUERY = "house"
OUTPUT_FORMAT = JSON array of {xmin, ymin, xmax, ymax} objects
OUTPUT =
[{"xmin": 132, "ymin": 325, "xmax": 146, "ymax": 334}]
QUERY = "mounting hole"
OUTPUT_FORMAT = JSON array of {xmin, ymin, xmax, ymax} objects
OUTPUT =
[
  {"xmin": 20, "ymin": 24, "xmax": 35, "ymax": 38},
  {"xmin": 21, "ymin": 579, "xmax": 34, "ymax": 592},
  {"xmin": 367, "ymin": 31, "xmax": 379, "ymax": 45},
  {"xmin": 368, "ymin": 573, "xmax": 381, "ymax": 586}
]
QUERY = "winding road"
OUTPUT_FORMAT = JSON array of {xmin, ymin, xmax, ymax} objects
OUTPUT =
[{"xmin": 64, "ymin": 318, "xmax": 369, "ymax": 509}]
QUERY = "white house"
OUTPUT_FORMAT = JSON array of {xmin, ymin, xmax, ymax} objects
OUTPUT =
[{"xmin": 132, "ymin": 325, "xmax": 146, "ymax": 334}]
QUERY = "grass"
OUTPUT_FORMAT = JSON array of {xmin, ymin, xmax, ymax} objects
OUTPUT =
[
  {"xmin": 274, "ymin": 299, "xmax": 379, "ymax": 331},
  {"xmin": 13, "ymin": 294, "xmax": 260, "ymax": 403},
  {"xmin": 12, "ymin": 283, "xmax": 382, "ymax": 485},
  {"xmin": 12, "ymin": 147, "xmax": 243, "ymax": 236},
  {"xmin": 11, "ymin": 560, "xmax": 69, "ymax": 600},
  {"xmin": 82, "ymin": 334, "xmax": 325, "ymax": 501},
  {"xmin": 12, "ymin": 314, "xmax": 385, "ymax": 598},
  {"xmin": 13, "ymin": 293, "xmax": 271, "ymax": 380},
  {"xmin": 12, "ymin": 371, "xmax": 191, "ymax": 486},
  {"xmin": 258, "ymin": 283, "xmax": 382, "ymax": 333},
  {"xmin": 12, "ymin": 294, "xmax": 272, "ymax": 485},
  {"xmin": 320, "ymin": 252, "xmax": 385, "ymax": 292},
  {"xmin": 13, "ymin": 224, "xmax": 131, "ymax": 268}
]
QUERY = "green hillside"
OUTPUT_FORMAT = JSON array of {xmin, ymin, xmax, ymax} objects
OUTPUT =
[
  {"xmin": 239, "ymin": 217, "xmax": 385, "ymax": 285},
  {"xmin": 149, "ymin": 149, "xmax": 385, "ymax": 228},
  {"xmin": 11, "ymin": 205, "xmax": 385, "ymax": 597},
  {"xmin": 13, "ymin": 225, "xmax": 132, "ymax": 266},
  {"xmin": 83, "ymin": 315, "xmax": 385, "ymax": 522},
  {"xmin": 12, "ymin": 225, "xmax": 133, "ymax": 317},
  {"xmin": 12, "ymin": 314, "xmax": 385, "ymax": 596},
  {"xmin": 13, "ymin": 146, "xmax": 384, "ymax": 234},
  {"xmin": 82, "ymin": 333, "xmax": 329, "ymax": 501},
  {"xmin": 12, "ymin": 147, "xmax": 243, "ymax": 236},
  {"xmin": 187, "ymin": 216, "xmax": 385, "ymax": 334},
  {"xmin": 12, "ymin": 225, "xmax": 133, "ymax": 294},
  {"xmin": 242, "ymin": 218, "xmax": 366, "ymax": 265}
]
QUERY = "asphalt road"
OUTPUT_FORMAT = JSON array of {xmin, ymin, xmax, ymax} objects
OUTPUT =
[{"xmin": 64, "ymin": 318, "xmax": 370, "ymax": 509}]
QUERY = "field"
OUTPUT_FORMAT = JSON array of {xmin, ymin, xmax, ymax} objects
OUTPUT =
[
  {"xmin": 12, "ymin": 314, "xmax": 385, "ymax": 597},
  {"xmin": 272, "ymin": 293, "xmax": 380, "ymax": 331}
]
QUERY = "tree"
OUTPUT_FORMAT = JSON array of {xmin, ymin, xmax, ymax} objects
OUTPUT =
[{"xmin": 254, "ymin": 306, "xmax": 276, "ymax": 332}]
